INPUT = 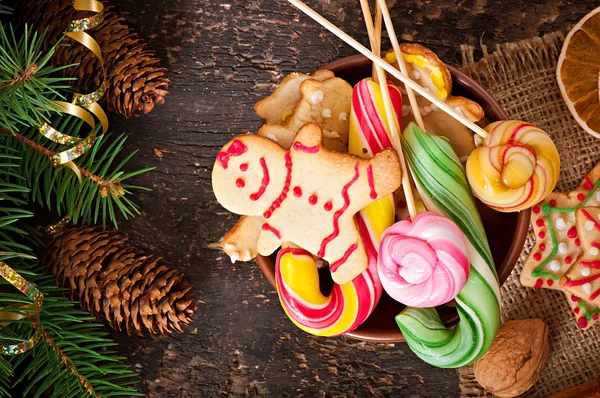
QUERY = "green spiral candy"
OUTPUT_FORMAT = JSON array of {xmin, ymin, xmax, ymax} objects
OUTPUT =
[{"xmin": 396, "ymin": 123, "xmax": 501, "ymax": 368}]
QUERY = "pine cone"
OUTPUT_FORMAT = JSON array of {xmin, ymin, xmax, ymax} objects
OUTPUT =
[
  {"xmin": 44, "ymin": 226, "xmax": 196, "ymax": 336},
  {"xmin": 17, "ymin": 0, "xmax": 169, "ymax": 118}
]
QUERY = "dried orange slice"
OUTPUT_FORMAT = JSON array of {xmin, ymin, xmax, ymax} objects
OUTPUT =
[{"xmin": 557, "ymin": 6, "xmax": 600, "ymax": 138}]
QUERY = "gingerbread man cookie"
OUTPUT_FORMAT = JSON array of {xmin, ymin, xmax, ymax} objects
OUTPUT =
[
  {"xmin": 521, "ymin": 162, "xmax": 600, "ymax": 290},
  {"xmin": 256, "ymin": 71, "xmax": 352, "ymax": 152},
  {"xmin": 212, "ymin": 123, "xmax": 402, "ymax": 284}
]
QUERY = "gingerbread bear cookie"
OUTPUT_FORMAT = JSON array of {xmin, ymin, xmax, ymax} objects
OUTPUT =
[
  {"xmin": 212, "ymin": 123, "xmax": 402, "ymax": 284},
  {"xmin": 256, "ymin": 71, "xmax": 352, "ymax": 152},
  {"xmin": 521, "ymin": 162, "xmax": 600, "ymax": 290},
  {"xmin": 561, "ymin": 207, "xmax": 600, "ymax": 306}
]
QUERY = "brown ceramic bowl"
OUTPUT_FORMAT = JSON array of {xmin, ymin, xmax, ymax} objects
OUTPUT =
[{"xmin": 256, "ymin": 54, "xmax": 530, "ymax": 343}]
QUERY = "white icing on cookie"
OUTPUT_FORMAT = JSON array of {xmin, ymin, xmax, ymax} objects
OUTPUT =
[
  {"xmin": 243, "ymin": 250, "xmax": 251, "ymax": 261},
  {"xmin": 581, "ymin": 267, "xmax": 591, "ymax": 277},
  {"xmin": 558, "ymin": 242, "xmax": 567, "ymax": 254},
  {"xmin": 230, "ymin": 251, "xmax": 239, "ymax": 263},
  {"xmin": 412, "ymin": 71, "xmax": 421, "ymax": 80},
  {"xmin": 591, "ymin": 247, "xmax": 599, "ymax": 256},
  {"xmin": 224, "ymin": 243, "xmax": 235, "ymax": 251},
  {"xmin": 266, "ymin": 133, "xmax": 278, "ymax": 142},
  {"xmin": 549, "ymin": 260, "xmax": 561, "ymax": 272},
  {"xmin": 310, "ymin": 90, "xmax": 324, "ymax": 104},
  {"xmin": 555, "ymin": 217, "xmax": 566, "ymax": 230},
  {"xmin": 321, "ymin": 108, "xmax": 332, "ymax": 118},
  {"xmin": 583, "ymin": 283, "xmax": 592, "ymax": 295},
  {"xmin": 338, "ymin": 112, "xmax": 347, "ymax": 121},
  {"xmin": 586, "ymin": 220, "xmax": 595, "ymax": 231}
]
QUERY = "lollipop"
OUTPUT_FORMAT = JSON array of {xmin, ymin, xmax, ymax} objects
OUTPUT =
[
  {"xmin": 276, "ymin": 244, "xmax": 382, "ymax": 336},
  {"xmin": 378, "ymin": 212, "xmax": 469, "ymax": 308},
  {"xmin": 397, "ymin": 123, "xmax": 501, "ymax": 368},
  {"xmin": 466, "ymin": 120, "xmax": 560, "ymax": 212}
]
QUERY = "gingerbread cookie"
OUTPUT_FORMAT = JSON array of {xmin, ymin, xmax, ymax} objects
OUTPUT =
[
  {"xmin": 256, "ymin": 71, "xmax": 352, "ymax": 152},
  {"xmin": 221, "ymin": 216, "xmax": 264, "ymax": 263},
  {"xmin": 212, "ymin": 122, "xmax": 402, "ymax": 284},
  {"xmin": 561, "ymin": 207, "xmax": 600, "ymax": 306},
  {"xmin": 521, "ymin": 162, "xmax": 600, "ymax": 290},
  {"xmin": 563, "ymin": 290, "xmax": 600, "ymax": 330}
]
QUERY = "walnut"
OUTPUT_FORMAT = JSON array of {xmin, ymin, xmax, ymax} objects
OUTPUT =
[{"xmin": 474, "ymin": 319, "xmax": 550, "ymax": 398}]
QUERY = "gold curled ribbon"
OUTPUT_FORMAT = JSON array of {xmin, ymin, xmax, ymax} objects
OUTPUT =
[
  {"xmin": 0, "ymin": 262, "xmax": 44, "ymax": 355},
  {"xmin": 38, "ymin": 0, "xmax": 108, "ymax": 177}
]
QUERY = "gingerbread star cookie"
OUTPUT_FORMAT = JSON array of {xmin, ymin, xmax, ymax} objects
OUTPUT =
[
  {"xmin": 563, "ymin": 290, "xmax": 600, "ymax": 330},
  {"xmin": 521, "ymin": 162, "xmax": 600, "ymax": 290},
  {"xmin": 561, "ymin": 207, "xmax": 600, "ymax": 306},
  {"xmin": 256, "ymin": 71, "xmax": 352, "ymax": 152},
  {"xmin": 212, "ymin": 123, "xmax": 401, "ymax": 284}
]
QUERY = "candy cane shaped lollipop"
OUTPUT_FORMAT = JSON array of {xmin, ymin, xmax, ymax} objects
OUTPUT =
[
  {"xmin": 466, "ymin": 120, "xmax": 561, "ymax": 212},
  {"xmin": 397, "ymin": 123, "xmax": 501, "ymax": 368}
]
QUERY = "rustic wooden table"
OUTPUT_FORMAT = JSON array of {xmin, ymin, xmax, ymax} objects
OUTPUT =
[{"xmin": 109, "ymin": 0, "xmax": 596, "ymax": 396}]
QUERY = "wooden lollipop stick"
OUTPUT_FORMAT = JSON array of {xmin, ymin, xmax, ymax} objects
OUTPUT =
[
  {"xmin": 359, "ymin": 0, "xmax": 417, "ymax": 220},
  {"xmin": 287, "ymin": 0, "xmax": 489, "ymax": 139},
  {"xmin": 376, "ymin": 0, "xmax": 424, "ymax": 130},
  {"xmin": 371, "ymin": 4, "xmax": 382, "ymax": 83}
]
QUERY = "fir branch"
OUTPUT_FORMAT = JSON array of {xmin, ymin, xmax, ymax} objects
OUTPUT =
[
  {"xmin": 0, "ymin": 122, "xmax": 153, "ymax": 229},
  {"xmin": 0, "ymin": 23, "xmax": 73, "ymax": 132}
]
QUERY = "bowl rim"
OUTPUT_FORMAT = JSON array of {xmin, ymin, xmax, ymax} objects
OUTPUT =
[{"xmin": 256, "ymin": 54, "xmax": 530, "ymax": 343}]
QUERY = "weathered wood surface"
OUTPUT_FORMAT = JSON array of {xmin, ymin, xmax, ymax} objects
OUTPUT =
[{"xmin": 105, "ymin": 0, "xmax": 596, "ymax": 396}]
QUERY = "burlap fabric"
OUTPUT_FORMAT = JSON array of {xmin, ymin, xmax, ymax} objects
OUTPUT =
[{"xmin": 457, "ymin": 32, "xmax": 600, "ymax": 397}]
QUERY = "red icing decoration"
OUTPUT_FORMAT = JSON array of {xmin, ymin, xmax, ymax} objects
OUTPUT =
[
  {"xmin": 579, "ymin": 317, "xmax": 588, "ymax": 329},
  {"xmin": 538, "ymin": 231, "xmax": 546, "ymax": 239},
  {"xmin": 398, "ymin": 200, "xmax": 407, "ymax": 209},
  {"xmin": 309, "ymin": 195, "xmax": 318, "ymax": 205},
  {"xmin": 293, "ymin": 186, "xmax": 302, "ymax": 197},
  {"xmin": 236, "ymin": 178, "xmax": 245, "ymax": 188},
  {"xmin": 571, "ymin": 295, "xmax": 579, "ymax": 302},
  {"xmin": 239, "ymin": 163, "xmax": 248, "ymax": 172},
  {"xmin": 536, "ymin": 219, "xmax": 545, "ymax": 227},
  {"xmin": 547, "ymin": 279, "xmax": 554, "ymax": 286},
  {"xmin": 578, "ymin": 193, "xmax": 586, "ymax": 201},
  {"xmin": 574, "ymin": 307, "xmax": 580, "ymax": 314},
  {"xmin": 576, "ymin": 238, "xmax": 581, "ymax": 246},
  {"xmin": 567, "ymin": 226, "xmax": 578, "ymax": 239},
  {"xmin": 261, "ymin": 223, "xmax": 281, "ymax": 239},
  {"xmin": 293, "ymin": 142, "xmax": 320, "ymax": 153},
  {"xmin": 581, "ymin": 260, "xmax": 600, "ymax": 269},
  {"xmin": 534, "ymin": 279, "xmax": 543, "ymax": 289},
  {"xmin": 581, "ymin": 208, "xmax": 600, "ymax": 231},
  {"xmin": 263, "ymin": 153, "xmax": 292, "ymax": 219},
  {"xmin": 318, "ymin": 163, "xmax": 360, "ymax": 257},
  {"xmin": 540, "ymin": 243, "xmax": 546, "ymax": 251},
  {"xmin": 594, "ymin": 314, "xmax": 599, "ymax": 320},
  {"xmin": 562, "ymin": 273, "xmax": 600, "ymax": 287},
  {"xmin": 216, "ymin": 140, "xmax": 248, "ymax": 169},
  {"xmin": 566, "ymin": 256, "xmax": 573, "ymax": 264},
  {"xmin": 367, "ymin": 165, "xmax": 377, "ymax": 199},
  {"xmin": 533, "ymin": 206, "xmax": 540, "ymax": 214},
  {"xmin": 584, "ymin": 176, "xmax": 594, "ymax": 190},
  {"xmin": 250, "ymin": 158, "xmax": 270, "ymax": 201},
  {"xmin": 329, "ymin": 244, "xmax": 358, "ymax": 273},
  {"xmin": 549, "ymin": 199, "xmax": 557, "ymax": 206},
  {"xmin": 324, "ymin": 201, "xmax": 333, "ymax": 211},
  {"xmin": 589, "ymin": 288, "xmax": 600, "ymax": 301},
  {"xmin": 533, "ymin": 253, "xmax": 542, "ymax": 261}
]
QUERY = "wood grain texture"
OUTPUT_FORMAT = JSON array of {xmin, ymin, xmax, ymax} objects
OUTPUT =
[{"xmin": 102, "ymin": 0, "xmax": 596, "ymax": 396}]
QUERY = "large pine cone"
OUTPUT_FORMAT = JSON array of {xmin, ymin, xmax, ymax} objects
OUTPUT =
[
  {"xmin": 17, "ymin": 0, "xmax": 169, "ymax": 118},
  {"xmin": 44, "ymin": 226, "xmax": 196, "ymax": 336}
]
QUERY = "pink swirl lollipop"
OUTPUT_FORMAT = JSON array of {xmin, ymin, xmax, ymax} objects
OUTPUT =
[{"xmin": 378, "ymin": 211, "xmax": 470, "ymax": 308}]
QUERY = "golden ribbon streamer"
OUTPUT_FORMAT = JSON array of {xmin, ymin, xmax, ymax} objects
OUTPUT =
[
  {"xmin": 38, "ymin": 0, "xmax": 108, "ymax": 179},
  {"xmin": 0, "ymin": 262, "xmax": 44, "ymax": 355}
]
